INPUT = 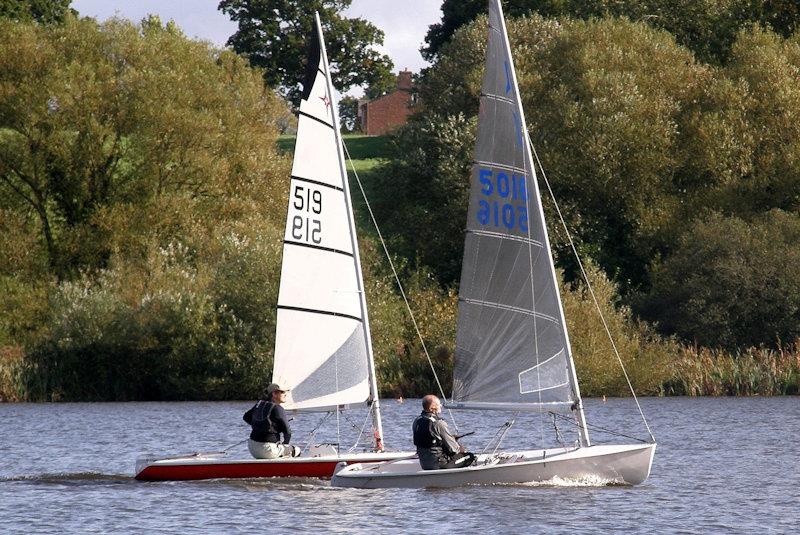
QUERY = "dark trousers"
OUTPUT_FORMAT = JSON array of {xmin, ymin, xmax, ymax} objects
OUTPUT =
[{"xmin": 440, "ymin": 452, "xmax": 476, "ymax": 469}]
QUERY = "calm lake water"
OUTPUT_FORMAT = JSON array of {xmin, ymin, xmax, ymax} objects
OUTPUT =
[{"xmin": 0, "ymin": 397, "xmax": 797, "ymax": 534}]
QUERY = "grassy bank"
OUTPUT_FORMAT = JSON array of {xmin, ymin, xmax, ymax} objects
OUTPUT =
[{"xmin": 277, "ymin": 133, "xmax": 391, "ymax": 172}]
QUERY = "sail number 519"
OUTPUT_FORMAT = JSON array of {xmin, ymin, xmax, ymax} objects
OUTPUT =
[{"xmin": 292, "ymin": 184, "xmax": 322, "ymax": 244}]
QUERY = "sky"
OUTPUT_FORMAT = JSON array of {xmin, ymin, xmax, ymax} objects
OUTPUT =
[{"xmin": 70, "ymin": 0, "xmax": 444, "ymax": 75}]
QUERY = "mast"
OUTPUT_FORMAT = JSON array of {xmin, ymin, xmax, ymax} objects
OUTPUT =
[
  {"xmin": 491, "ymin": 0, "xmax": 590, "ymax": 446},
  {"xmin": 314, "ymin": 13, "xmax": 385, "ymax": 450}
]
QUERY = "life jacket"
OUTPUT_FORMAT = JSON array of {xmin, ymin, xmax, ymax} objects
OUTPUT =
[
  {"xmin": 412, "ymin": 412, "xmax": 441, "ymax": 448},
  {"xmin": 249, "ymin": 400, "xmax": 279, "ymax": 442}
]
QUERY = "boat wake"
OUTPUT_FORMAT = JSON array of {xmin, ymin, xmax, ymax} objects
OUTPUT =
[
  {"xmin": 206, "ymin": 477, "xmax": 332, "ymax": 491},
  {"xmin": 515, "ymin": 475, "xmax": 622, "ymax": 488},
  {"xmin": 1, "ymin": 472, "xmax": 133, "ymax": 486}
]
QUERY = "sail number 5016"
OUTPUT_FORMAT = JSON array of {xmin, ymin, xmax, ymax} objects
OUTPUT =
[
  {"xmin": 292, "ymin": 184, "xmax": 322, "ymax": 244},
  {"xmin": 476, "ymin": 168, "xmax": 529, "ymax": 232}
]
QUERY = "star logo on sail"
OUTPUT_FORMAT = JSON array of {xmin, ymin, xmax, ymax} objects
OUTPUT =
[{"xmin": 320, "ymin": 93, "xmax": 331, "ymax": 108}]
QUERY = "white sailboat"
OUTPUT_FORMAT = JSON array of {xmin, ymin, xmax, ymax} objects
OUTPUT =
[
  {"xmin": 332, "ymin": 0, "xmax": 656, "ymax": 488},
  {"xmin": 136, "ymin": 13, "xmax": 413, "ymax": 481}
]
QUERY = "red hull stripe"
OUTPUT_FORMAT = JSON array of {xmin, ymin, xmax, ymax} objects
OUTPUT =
[{"xmin": 135, "ymin": 458, "xmax": 385, "ymax": 481}]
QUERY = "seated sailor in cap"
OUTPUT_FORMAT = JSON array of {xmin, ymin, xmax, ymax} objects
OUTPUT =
[
  {"xmin": 412, "ymin": 395, "xmax": 476, "ymax": 470},
  {"xmin": 243, "ymin": 383, "xmax": 300, "ymax": 459}
]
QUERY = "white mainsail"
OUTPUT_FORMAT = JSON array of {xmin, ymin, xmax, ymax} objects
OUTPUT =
[
  {"xmin": 272, "ymin": 15, "xmax": 380, "ymax": 430},
  {"xmin": 451, "ymin": 0, "xmax": 590, "ymax": 443}
]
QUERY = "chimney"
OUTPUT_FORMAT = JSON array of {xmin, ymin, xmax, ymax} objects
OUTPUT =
[{"xmin": 397, "ymin": 69, "xmax": 413, "ymax": 91}]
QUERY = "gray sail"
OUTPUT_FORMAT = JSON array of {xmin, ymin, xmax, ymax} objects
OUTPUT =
[{"xmin": 451, "ymin": 0, "xmax": 577, "ymax": 410}]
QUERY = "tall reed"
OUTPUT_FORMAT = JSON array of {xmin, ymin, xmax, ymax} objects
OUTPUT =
[
  {"xmin": 0, "ymin": 346, "xmax": 25, "ymax": 401},
  {"xmin": 664, "ymin": 344, "xmax": 800, "ymax": 396}
]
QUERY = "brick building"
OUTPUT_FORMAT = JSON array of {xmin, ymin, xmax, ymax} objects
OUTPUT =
[{"xmin": 358, "ymin": 70, "xmax": 417, "ymax": 135}]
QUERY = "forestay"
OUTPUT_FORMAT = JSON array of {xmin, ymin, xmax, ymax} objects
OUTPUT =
[
  {"xmin": 452, "ymin": 0, "xmax": 580, "ymax": 412},
  {"xmin": 272, "ymin": 25, "xmax": 372, "ymax": 411}
]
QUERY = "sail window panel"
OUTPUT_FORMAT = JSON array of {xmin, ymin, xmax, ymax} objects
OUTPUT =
[
  {"xmin": 283, "ymin": 179, "xmax": 353, "ymax": 254},
  {"xmin": 277, "ymin": 247, "xmax": 362, "ymax": 319},
  {"xmin": 454, "ymin": 301, "xmax": 573, "ymax": 404},
  {"xmin": 273, "ymin": 309, "xmax": 370, "ymax": 409},
  {"xmin": 291, "ymin": 118, "xmax": 342, "ymax": 189},
  {"xmin": 518, "ymin": 348, "xmax": 572, "ymax": 398}
]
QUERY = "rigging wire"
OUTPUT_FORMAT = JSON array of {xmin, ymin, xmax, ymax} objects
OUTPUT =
[
  {"xmin": 516, "ymin": 95, "xmax": 547, "ymax": 451},
  {"xmin": 342, "ymin": 141, "xmax": 459, "ymax": 431},
  {"xmin": 551, "ymin": 413, "xmax": 566, "ymax": 448},
  {"xmin": 221, "ymin": 438, "xmax": 248, "ymax": 453},
  {"xmin": 480, "ymin": 414, "xmax": 518, "ymax": 454},
  {"xmin": 529, "ymin": 138, "xmax": 656, "ymax": 443},
  {"xmin": 300, "ymin": 412, "xmax": 333, "ymax": 454},
  {"xmin": 549, "ymin": 412, "xmax": 650, "ymax": 444},
  {"xmin": 343, "ymin": 404, "xmax": 375, "ymax": 452},
  {"xmin": 335, "ymin": 405, "xmax": 341, "ymax": 455}
]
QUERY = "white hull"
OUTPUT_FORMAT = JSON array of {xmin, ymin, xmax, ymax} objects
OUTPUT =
[{"xmin": 332, "ymin": 443, "xmax": 655, "ymax": 488}]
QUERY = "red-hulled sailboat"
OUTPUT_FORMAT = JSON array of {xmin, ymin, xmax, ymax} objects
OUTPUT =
[{"xmin": 135, "ymin": 13, "xmax": 413, "ymax": 481}]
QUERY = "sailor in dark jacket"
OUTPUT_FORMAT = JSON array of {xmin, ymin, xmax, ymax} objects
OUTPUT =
[
  {"xmin": 412, "ymin": 395, "xmax": 476, "ymax": 470},
  {"xmin": 243, "ymin": 383, "xmax": 300, "ymax": 459}
]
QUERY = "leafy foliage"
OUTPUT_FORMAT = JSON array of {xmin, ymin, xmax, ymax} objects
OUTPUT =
[
  {"xmin": 563, "ymin": 263, "xmax": 677, "ymax": 396},
  {"xmin": 338, "ymin": 95, "xmax": 360, "ymax": 133},
  {"xmin": 0, "ymin": 0, "xmax": 73, "ymax": 24},
  {"xmin": 4, "ymin": 4, "xmax": 800, "ymax": 400},
  {"xmin": 395, "ymin": 15, "xmax": 710, "ymax": 289},
  {"xmin": 423, "ymin": 0, "xmax": 800, "ymax": 64},
  {"xmin": 0, "ymin": 15, "xmax": 287, "ymax": 278},
  {"xmin": 365, "ymin": 113, "xmax": 476, "ymax": 285},
  {"xmin": 394, "ymin": 14, "xmax": 800, "ymax": 351},
  {"xmin": 23, "ymin": 237, "xmax": 279, "ymax": 400},
  {"xmin": 0, "ymin": 15, "xmax": 297, "ymax": 400},
  {"xmin": 637, "ymin": 211, "xmax": 800, "ymax": 350},
  {"xmin": 218, "ymin": 0, "xmax": 394, "ymax": 106}
]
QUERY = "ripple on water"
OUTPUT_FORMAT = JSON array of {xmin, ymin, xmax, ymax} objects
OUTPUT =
[
  {"xmin": 0, "ymin": 397, "xmax": 798, "ymax": 534},
  {"xmin": 0, "ymin": 472, "xmax": 133, "ymax": 485}
]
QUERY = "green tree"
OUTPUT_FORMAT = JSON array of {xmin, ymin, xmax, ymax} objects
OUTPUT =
[
  {"xmin": 363, "ymin": 68, "xmax": 397, "ymax": 99},
  {"xmin": 338, "ymin": 95, "xmax": 360, "ymax": 133},
  {"xmin": 218, "ymin": 0, "xmax": 394, "ymax": 106},
  {"xmin": 0, "ymin": 15, "xmax": 298, "ymax": 400},
  {"xmin": 637, "ymin": 211, "xmax": 800, "ymax": 350},
  {"xmin": 423, "ymin": 0, "xmax": 800, "ymax": 64},
  {"xmin": 423, "ymin": 0, "xmax": 565, "ymax": 61},
  {"xmin": 670, "ymin": 26, "xmax": 800, "ymax": 222},
  {"xmin": 0, "ymin": 15, "xmax": 285, "ymax": 277},
  {"xmin": 0, "ymin": 0, "xmax": 73, "ymax": 24},
  {"xmin": 366, "ymin": 113, "xmax": 475, "ymax": 285},
  {"xmin": 389, "ymin": 15, "xmax": 710, "ymax": 289},
  {"xmin": 719, "ymin": 27, "xmax": 800, "ymax": 213}
]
